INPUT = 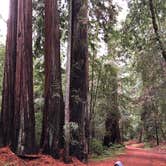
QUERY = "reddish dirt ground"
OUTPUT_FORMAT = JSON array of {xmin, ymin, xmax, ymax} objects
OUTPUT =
[
  {"xmin": 88, "ymin": 144, "xmax": 166, "ymax": 166},
  {"xmin": 0, "ymin": 147, "xmax": 84, "ymax": 166},
  {"xmin": 0, "ymin": 143, "xmax": 166, "ymax": 166}
]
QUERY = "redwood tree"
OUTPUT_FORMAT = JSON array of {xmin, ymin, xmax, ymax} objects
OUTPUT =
[
  {"xmin": 40, "ymin": 0, "xmax": 64, "ymax": 158},
  {"xmin": 12, "ymin": 0, "xmax": 36, "ymax": 155},
  {"xmin": 70, "ymin": 0, "xmax": 89, "ymax": 161},
  {"xmin": 64, "ymin": 0, "xmax": 72, "ymax": 163},
  {"xmin": 0, "ymin": 0, "xmax": 18, "ymax": 146}
]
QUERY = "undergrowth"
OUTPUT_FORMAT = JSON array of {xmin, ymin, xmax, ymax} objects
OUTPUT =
[{"xmin": 89, "ymin": 139, "xmax": 125, "ymax": 161}]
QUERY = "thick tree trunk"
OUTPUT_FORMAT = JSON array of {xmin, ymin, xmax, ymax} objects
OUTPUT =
[
  {"xmin": 64, "ymin": 0, "xmax": 72, "ymax": 163},
  {"xmin": 12, "ymin": 0, "xmax": 36, "ymax": 155},
  {"xmin": 0, "ymin": 0, "xmax": 18, "ymax": 146},
  {"xmin": 40, "ymin": 0, "xmax": 64, "ymax": 158},
  {"xmin": 70, "ymin": 0, "xmax": 89, "ymax": 162},
  {"xmin": 104, "ymin": 113, "xmax": 121, "ymax": 146}
]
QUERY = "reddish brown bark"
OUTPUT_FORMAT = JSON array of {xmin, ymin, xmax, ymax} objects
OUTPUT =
[
  {"xmin": 0, "ymin": 0, "xmax": 18, "ymax": 146},
  {"xmin": 40, "ymin": 0, "xmax": 64, "ymax": 158},
  {"xmin": 12, "ymin": 0, "xmax": 36, "ymax": 155},
  {"xmin": 70, "ymin": 0, "xmax": 89, "ymax": 162}
]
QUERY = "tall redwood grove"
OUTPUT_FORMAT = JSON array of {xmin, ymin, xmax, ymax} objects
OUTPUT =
[
  {"xmin": 70, "ymin": 0, "xmax": 89, "ymax": 161},
  {"xmin": 12, "ymin": 0, "xmax": 36, "ymax": 155},
  {"xmin": 40, "ymin": 0, "xmax": 64, "ymax": 158},
  {"xmin": 0, "ymin": 0, "xmax": 18, "ymax": 146}
]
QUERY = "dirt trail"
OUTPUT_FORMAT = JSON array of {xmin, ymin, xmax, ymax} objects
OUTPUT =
[
  {"xmin": 88, "ymin": 144, "xmax": 166, "ymax": 166},
  {"xmin": 0, "ymin": 144, "xmax": 166, "ymax": 166}
]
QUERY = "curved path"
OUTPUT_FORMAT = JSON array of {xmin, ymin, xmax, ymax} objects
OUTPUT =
[{"xmin": 88, "ymin": 144, "xmax": 166, "ymax": 166}]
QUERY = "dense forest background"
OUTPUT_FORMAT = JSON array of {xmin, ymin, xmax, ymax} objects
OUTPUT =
[{"xmin": 0, "ymin": 0, "xmax": 165, "ymax": 163}]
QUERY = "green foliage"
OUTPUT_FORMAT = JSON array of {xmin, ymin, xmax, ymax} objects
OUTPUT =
[
  {"xmin": 88, "ymin": 0, "xmax": 166, "ymax": 145},
  {"xmin": 63, "ymin": 122, "xmax": 79, "ymax": 145},
  {"xmin": 34, "ymin": 97, "xmax": 44, "ymax": 112},
  {"xmin": 32, "ymin": 0, "xmax": 45, "ymax": 102},
  {"xmin": 120, "ymin": 0, "xmax": 166, "ymax": 143},
  {"xmin": 35, "ymin": 111, "xmax": 43, "ymax": 146},
  {"xmin": 90, "ymin": 143, "xmax": 125, "ymax": 161},
  {"xmin": 89, "ymin": 0, "xmax": 118, "ymax": 42},
  {"xmin": 32, "ymin": 0, "xmax": 44, "ymax": 58},
  {"xmin": 90, "ymin": 139, "xmax": 104, "ymax": 155}
]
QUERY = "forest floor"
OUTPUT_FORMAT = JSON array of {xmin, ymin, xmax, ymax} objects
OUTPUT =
[
  {"xmin": 89, "ymin": 141, "xmax": 166, "ymax": 166},
  {"xmin": 0, "ymin": 142, "xmax": 165, "ymax": 166}
]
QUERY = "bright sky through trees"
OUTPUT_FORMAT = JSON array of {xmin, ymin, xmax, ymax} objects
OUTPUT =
[
  {"xmin": 0, "ymin": 0, "xmax": 128, "ymax": 40},
  {"xmin": 0, "ymin": 0, "xmax": 9, "ymax": 39}
]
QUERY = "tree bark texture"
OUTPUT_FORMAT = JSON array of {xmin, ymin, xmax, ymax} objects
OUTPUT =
[
  {"xmin": 90, "ymin": 65, "xmax": 101, "ymax": 139},
  {"xmin": 70, "ymin": 0, "xmax": 89, "ymax": 162},
  {"xmin": 64, "ymin": 0, "xmax": 72, "ymax": 163},
  {"xmin": 89, "ymin": 49, "xmax": 95, "ymax": 141},
  {"xmin": 40, "ymin": 0, "xmax": 64, "ymax": 158},
  {"xmin": 0, "ymin": 0, "xmax": 18, "ymax": 146},
  {"xmin": 12, "ymin": 0, "xmax": 36, "ymax": 155}
]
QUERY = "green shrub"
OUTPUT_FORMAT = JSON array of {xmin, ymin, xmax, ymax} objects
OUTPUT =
[
  {"xmin": 111, "ymin": 144, "xmax": 124, "ymax": 149},
  {"xmin": 90, "ymin": 139, "xmax": 104, "ymax": 155},
  {"xmin": 90, "ymin": 143, "xmax": 125, "ymax": 161}
]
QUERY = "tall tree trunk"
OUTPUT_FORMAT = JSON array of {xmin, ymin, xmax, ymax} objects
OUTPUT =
[
  {"xmin": 160, "ymin": 127, "xmax": 166, "ymax": 141},
  {"xmin": 103, "ymin": 66, "xmax": 121, "ymax": 146},
  {"xmin": 89, "ymin": 49, "xmax": 96, "ymax": 140},
  {"xmin": 64, "ymin": 0, "xmax": 72, "ymax": 163},
  {"xmin": 12, "ymin": 0, "xmax": 36, "ymax": 155},
  {"xmin": 155, "ymin": 118, "xmax": 159, "ymax": 146},
  {"xmin": 0, "ymin": 0, "xmax": 18, "ymax": 146},
  {"xmin": 90, "ymin": 67, "xmax": 101, "ymax": 139},
  {"xmin": 40, "ymin": 0, "xmax": 64, "ymax": 158},
  {"xmin": 149, "ymin": 0, "xmax": 166, "ymax": 61},
  {"xmin": 70, "ymin": 0, "xmax": 89, "ymax": 162},
  {"xmin": 89, "ymin": 49, "xmax": 95, "ymax": 123},
  {"xmin": 139, "ymin": 126, "xmax": 144, "ymax": 143}
]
